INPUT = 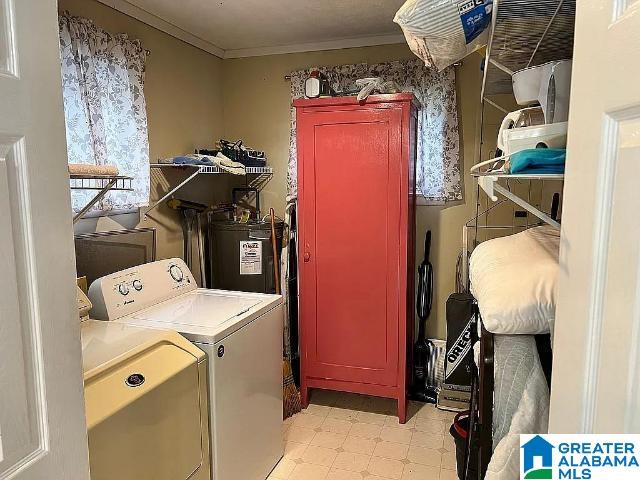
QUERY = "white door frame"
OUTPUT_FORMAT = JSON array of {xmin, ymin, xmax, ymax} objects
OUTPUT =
[{"xmin": 550, "ymin": 0, "xmax": 640, "ymax": 433}]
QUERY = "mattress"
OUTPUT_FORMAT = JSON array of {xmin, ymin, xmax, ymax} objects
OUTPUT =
[
  {"xmin": 470, "ymin": 226, "xmax": 560, "ymax": 335},
  {"xmin": 485, "ymin": 334, "xmax": 550, "ymax": 480}
]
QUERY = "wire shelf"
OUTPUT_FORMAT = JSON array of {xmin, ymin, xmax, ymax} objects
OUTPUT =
[
  {"xmin": 483, "ymin": 0, "xmax": 576, "ymax": 98},
  {"xmin": 69, "ymin": 174, "xmax": 133, "ymax": 191},
  {"xmin": 150, "ymin": 164, "xmax": 273, "ymax": 175},
  {"xmin": 472, "ymin": 172, "xmax": 564, "ymax": 180},
  {"xmin": 146, "ymin": 163, "xmax": 274, "ymax": 216},
  {"xmin": 69, "ymin": 174, "xmax": 134, "ymax": 224}
]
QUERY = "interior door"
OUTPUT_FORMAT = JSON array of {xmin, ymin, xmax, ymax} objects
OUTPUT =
[
  {"xmin": 0, "ymin": 0, "xmax": 90, "ymax": 478},
  {"xmin": 549, "ymin": 1, "xmax": 640, "ymax": 433},
  {"xmin": 299, "ymin": 106, "xmax": 402, "ymax": 387}
]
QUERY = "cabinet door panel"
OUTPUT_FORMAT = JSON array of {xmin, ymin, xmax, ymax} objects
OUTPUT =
[{"xmin": 299, "ymin": 107, "xmax": 402, "ymax": 387}]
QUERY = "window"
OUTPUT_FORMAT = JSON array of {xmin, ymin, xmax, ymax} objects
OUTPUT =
[
  {"xmin": 59, "ymin": 13, "xmax": 150, "ymax": 212},
  {"xmin": 286, "ymin": 60, "xmax": 462, "ymax": 203}
]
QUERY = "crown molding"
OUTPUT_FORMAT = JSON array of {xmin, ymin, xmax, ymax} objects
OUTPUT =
[
  {"xmin": 94, "ymin": 0, "xmax": 225, "ymax": 58},
  {"xmin": 222, "ymin": 34, "xmax": 406, "ymax": 59},
  {"xmin": 94, "ymin": 0, "xmax": 405, "ymax": 59}
]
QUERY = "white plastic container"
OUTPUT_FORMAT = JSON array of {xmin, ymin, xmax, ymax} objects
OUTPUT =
[
  {"xmin": 497, "ymin": 107, "xmax": 545, "ymax": 152},
  {"xmin": 512, "ymin": 60, "xmax": 573, "ymax": 121},
  {"xmin": 512, "ymin": 64, "xmax": 545, "ymax": 106},
  {"xmin": 502, "ymin": 122, "xmax": 568, "ymax": 156},
  {"xmin": 538, "ymin": 60, "xmax": 572, "ymax": 123}
]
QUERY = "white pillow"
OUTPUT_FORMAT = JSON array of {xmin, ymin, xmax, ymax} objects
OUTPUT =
[{"xmin": 469, "ymin": 226, "xmax": 560, "ymax": 335}]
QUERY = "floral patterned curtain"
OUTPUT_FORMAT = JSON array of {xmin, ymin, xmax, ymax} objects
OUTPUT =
[
  {"xmin": 59, "ymin": 12, "xmax": 150, "ymax": 212},
  {"xmin": 287, "ymin": 59, "xmax": 462, "ymax": 203}
]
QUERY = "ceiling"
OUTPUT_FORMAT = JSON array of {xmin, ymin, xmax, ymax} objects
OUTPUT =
[{"xmin": 99, "ymin": 0, "xmax": 407, "ymax": 58}]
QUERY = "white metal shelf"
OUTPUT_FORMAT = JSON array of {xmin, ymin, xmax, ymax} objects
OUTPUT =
[
  {"xmin": 473, "ymin": 0, "xmax": 574, "ymax": 229},
  {"xmin": 482, "ymin": 0, "xmax": 576, "ymax": 99},
  {"xmin": 70, "ymin": 174, "xmax": 133, "ymax": 224},
  {"xmin": 472, "ymin": 171, "xmax": 563, "ymax": 229},
  {"xmin": 146, "ymin": 163, "xmax": 274, "ymax": 215},
  {"xmin": 150, "ymin": 163, "xmax": 273, "ymax": 175},
  {"xmin": 462, "ymin": 0, "xmax": 573, "ymax": 288},
  {"xmin": 70, "ymin": 174, "xmax": 133, "ymax": 190}
]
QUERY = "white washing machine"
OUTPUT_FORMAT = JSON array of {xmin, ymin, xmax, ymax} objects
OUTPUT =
[{"xmin": 88, "ymin": 258, "xmax": 284, "ymax": 480}]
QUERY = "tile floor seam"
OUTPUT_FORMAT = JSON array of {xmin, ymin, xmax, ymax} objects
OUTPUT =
[{"xmin": 273, "ymin": 393, "xmax": 458, "ymax": 480}]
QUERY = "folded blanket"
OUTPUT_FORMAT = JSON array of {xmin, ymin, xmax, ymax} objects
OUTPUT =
[
  {"xmin": 508, "ymin": 148, "xmax": 566, "ymax": 175},
  {"xmin": 68, "ymin": 163, "xmax": 119, "ymax": 176}
]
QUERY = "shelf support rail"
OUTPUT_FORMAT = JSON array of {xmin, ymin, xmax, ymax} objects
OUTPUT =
[
  {"xmin": 526, "ymin": 0, "xmax": 565, "ymax": 67},
  {"xmin": 145, "ymin": 166, "xmax": 202, "ymax": 216},
  {"xmin": 483, "ymin": 98, "xmax": 509, "ymax": 114},
  {"xmin": 72, "ymin": 178, "xmax": 118, "ymax": 224},
  {"xmin": 491, "ymin": 181, "xmax": 560, "ymax": 229}
]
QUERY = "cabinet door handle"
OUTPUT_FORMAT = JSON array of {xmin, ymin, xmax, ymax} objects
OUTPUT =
[{"xmin": 303, "ymin": 252, "xmax": 311, "ymax": 262}]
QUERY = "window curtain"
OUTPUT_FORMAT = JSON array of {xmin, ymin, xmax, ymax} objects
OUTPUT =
[
  {"xmin": 59, "ymin": 12, "xmax": 150, "ymax": 212},
  {"xmin": 287, "ymin": 59, "xmax": 462, "ymax": 203}
]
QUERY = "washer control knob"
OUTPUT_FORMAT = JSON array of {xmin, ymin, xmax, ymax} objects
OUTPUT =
[
  {"xmin": 118, "ymin": 283, "xmax": 129, "ymax": 296},
  {"xmin": 132, "ymin": 280, "xmax": 143, "ymax": 291},
  {"xmin": 169, "ymin": 264, "xmax": 184, "ymax": 282}
]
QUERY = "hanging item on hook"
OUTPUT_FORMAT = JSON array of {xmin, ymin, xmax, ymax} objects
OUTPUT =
[{"xmin": 394, "ymin": 0, "xmax": 493, "ymax": 71}]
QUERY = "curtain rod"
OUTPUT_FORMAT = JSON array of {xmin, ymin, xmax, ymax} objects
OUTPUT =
[{"xmin": 283, "ymin": 61, "xmax": 463, "ymax": 81}]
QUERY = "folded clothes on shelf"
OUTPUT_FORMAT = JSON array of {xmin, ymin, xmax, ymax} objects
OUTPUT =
[
  {"xmin": 508, "ymin": 148, "xmax": 566, "ymax": 175},
  {"xmin": 213, "ymin": 153, "xmax": 246, "ymax": 175},
  {"xmin": 172, "ymin": 154, "xmax": 215, "ymax": 166}
]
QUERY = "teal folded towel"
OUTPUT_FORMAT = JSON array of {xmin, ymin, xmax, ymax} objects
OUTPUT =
[{"xmin": 509, "ymin": 148, "xmax": 566, "ymax": 175}]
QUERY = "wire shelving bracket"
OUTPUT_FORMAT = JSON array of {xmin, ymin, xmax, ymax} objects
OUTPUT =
[
  {"xmin": 145, "ymin": 163, "xmax": 274, "ymax": 216},
  {"xmin": 70, "ymin": 174, "xmax": 133, "ymax": 224}
]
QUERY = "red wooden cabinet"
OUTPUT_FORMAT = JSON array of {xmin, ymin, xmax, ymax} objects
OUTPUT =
[{"xmin": 295, "ymin": 94, "xmax": 418, "ymax": 422}]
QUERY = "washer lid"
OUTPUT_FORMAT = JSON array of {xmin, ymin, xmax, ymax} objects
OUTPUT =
[
  {"xmin": 122, "ymin": 289, "xmax": 282, "ymax": 344},
  {"xmin": 80, "ymin": 320, "xmax": 205, "ymax": 378}
]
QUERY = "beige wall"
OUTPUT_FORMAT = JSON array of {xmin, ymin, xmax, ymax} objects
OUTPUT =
[
  {"xmin": 57, "ymin": 4, "xmax": 509, "ymax": 338},
  {"xmin": 61, "ymin": 0, "xmax": 227, "ymax": 266},
  {"xmin": 222, "ymin": 46, "xmax": 484, "ymax": 339}
]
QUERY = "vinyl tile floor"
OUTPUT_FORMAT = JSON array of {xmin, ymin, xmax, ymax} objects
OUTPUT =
[{"xmin": 270, "ymin": 390, "xmax": 459, "ymax": 480}]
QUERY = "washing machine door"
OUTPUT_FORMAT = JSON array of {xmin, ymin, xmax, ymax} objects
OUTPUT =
[{"xmin": 85, "ymin": 343, "xmax": 206, "ymax": 480}]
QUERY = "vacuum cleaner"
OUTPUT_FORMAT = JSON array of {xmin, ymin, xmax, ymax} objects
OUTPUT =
[{"xmin": 410, "ymin": 230, "xmax": 438, "ymax": 403}]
